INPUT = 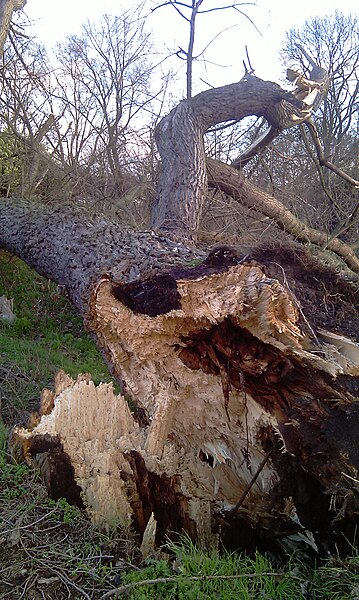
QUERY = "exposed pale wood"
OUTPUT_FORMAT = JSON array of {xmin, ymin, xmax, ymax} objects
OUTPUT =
[
  {"xmin": 11, "ymin": 262, "xmax": 359, "ymax": 552},
  {"xmin": 232, "ymin": 46, "xmax": 330, "ymax": 168}
]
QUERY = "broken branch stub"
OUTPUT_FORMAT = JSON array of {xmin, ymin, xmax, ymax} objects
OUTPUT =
[{"xmin": 11, "ymin": 252, "xmax": 359, "ymax": 554}]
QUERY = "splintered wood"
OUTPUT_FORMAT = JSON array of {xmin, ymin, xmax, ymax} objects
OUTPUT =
[{"xmin": 11, "ymin": 263, "xmax": 359, "ymax": 550}]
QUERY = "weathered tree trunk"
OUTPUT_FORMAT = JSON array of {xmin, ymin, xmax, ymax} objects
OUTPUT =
[
  {"xmin": 0, "ymin": 0, "xmax": 357, "ymax": 558},
  {"xmin": 152, "ymin": 76, "xmax": 358, "ymax": 275},
  {"xmin": 0, "ymin": 0, "xmax": 26, "ymax": 55},
  {"xmin": 2, "ymin": 198, "xmax": 358, "ymax": 556},
  {"xmin": 152, "ymin": 77, "xmax": 305, "ymax": 234}
]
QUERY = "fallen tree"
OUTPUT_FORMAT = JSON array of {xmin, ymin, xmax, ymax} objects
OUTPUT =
[
  {"xmin": 2, "ymin": 196, "xmax": 359, "ymax": 556},
  {"xmin": 0, "ymin": 39, "xmax": 358, "ymax": 555}
]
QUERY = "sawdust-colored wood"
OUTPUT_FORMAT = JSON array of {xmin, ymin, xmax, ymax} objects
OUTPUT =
[{"xmin": 11, "ymin": 260, "xmax": 359, "ymax": 555}]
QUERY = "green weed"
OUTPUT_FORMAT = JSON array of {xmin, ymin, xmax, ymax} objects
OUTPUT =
[
  {"xmin": 0, "ymin": 250, "xmax": 111, "ymax": 420},
  {"xmin": 121, "ymin": 536, "xmax": 304, "ymax": 599}
]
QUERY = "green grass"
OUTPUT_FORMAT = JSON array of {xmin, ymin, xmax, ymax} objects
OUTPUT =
[
  {"xmin": 121, "ymin": 538, "xmax": 303, "ymax": 599},
  {"xmin": 0, "ymin": 425, "xmax": 358, "ymax": 599},
  {"xmin": 104, "ymin": 535, "xmax": 359, "ymax": 599},
  {"xmin": 0, "ymin": 250, "xmax": 111, "ymax": 420}
]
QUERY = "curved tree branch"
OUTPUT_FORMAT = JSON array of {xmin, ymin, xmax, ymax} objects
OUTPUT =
[
  {"xmin": 231, "ymin": 46, "xmax": 330, "ymax": 168},
  {"xmin": 152, "ymin": 76, "xmax": 306, "ymax": 234}
]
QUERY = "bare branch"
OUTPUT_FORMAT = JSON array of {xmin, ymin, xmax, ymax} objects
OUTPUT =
[
  {"xmin": 305, "ymin": 119, "xmax": 359, "ymax": 188},
  {"xmin": 198, "ymin": 2, "xmax": 256, "ymax": 14}
]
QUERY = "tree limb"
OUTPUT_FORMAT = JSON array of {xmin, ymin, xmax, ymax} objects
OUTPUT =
[
  {"xmin": 231, "ymin": 47, "xmax": 330, "ymax": 167},
  {"xmin": 206, "ymin": 157, "xmax": 359, "ymax": 273},
  {"xmin": 304, "ymin": 119, "xmax": 359, "ymax": 188}
]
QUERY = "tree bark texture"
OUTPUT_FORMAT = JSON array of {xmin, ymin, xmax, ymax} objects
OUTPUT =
[
  {"xmin": 152, "ymin": 75, "xmax": 329, "ymax": 235},
  {"xmin": 152, "ymin": 77, "xmax": 306, "ymax": 234},
  {"xmin": 2, "ymin": 198, "xmax": 359, "ymax": 555},
  {"xmin": 0, "ymin": 0, "xmax": 26, "ymax": 54}
]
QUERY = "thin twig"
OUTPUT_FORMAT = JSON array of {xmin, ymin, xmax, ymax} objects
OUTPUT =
[
  {"xmin": 274, "ymin": 262, "xmax": 321, "ymax": 346},
  {"xmin": 305, "ymin": 119, "xmax": 359, "ymax": 188},
  {"xmin": 0, "ymin": 506, "xmax": 58, "ymax": 537},
  {"xmin": 99, "ymin": 569, "xmax": 303, "ymax": 598},
  {"xmin": 227, "ymin": 450, "xmax": 272, "ymax": 516}
]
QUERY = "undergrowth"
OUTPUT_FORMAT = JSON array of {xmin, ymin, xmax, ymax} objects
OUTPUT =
[{"xmin": 0, "ymin": 250, "xmax": 110, "ymax": 423}]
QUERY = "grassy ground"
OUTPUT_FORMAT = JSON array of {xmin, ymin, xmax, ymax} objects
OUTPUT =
[
  {"xmin": 0, "ymin": 250, "xmax": 358, "ymax": 599},
  {"xmin": 0, "ymin": 250, "xmax": 110, "ymax": 424}
]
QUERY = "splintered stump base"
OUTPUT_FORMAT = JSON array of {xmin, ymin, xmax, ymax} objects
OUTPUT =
[{"xmin": 11, "ymin": 254, "xmax": 359, "ymax": 556}]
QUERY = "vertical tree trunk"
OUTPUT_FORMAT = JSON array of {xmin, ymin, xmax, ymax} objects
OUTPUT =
[{"xmin": 0, "ymin": 0, "xmax": 26, "ymax": 55}]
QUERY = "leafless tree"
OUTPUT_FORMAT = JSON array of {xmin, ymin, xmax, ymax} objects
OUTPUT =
[
  {"xmin": 0, "ymin": 8, "xmax": 165, "ymax": 212},
  {"xmin": 0, "ymin": 25, "xmax": 57, "ymax": 197},
  {"xmin": 152, "ymin": 0, "xmax": 258, "ymax": 98},
  {"xmin": 280, "ymin": 12, "xmax": 359, "ymax": 241},
  {"xmin": 49, "ymin": 11, "xmax": 160, "ymax": 201}
]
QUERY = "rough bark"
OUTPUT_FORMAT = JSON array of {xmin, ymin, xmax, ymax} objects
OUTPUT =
[
  {"xmin": 152, "ymin": 77, "xmax": 306, "ymax": 234},
  {"xmin": 2, "ymin": 198, "xmax": 358, "ymax": 556},
  {"xmin": 0, "ymin": 0, "xmax": 26, "ymax": 55},
  {"xmin": 0, "ymin": 198, "xmax": 205, "ymax": 313},
  {"xmin": 231, "ymin": 47, "xmax": 330, "ymax": 168},
  {"xmin": 152, "ymin": 72, "xmax": 332, "ymax": 232}
]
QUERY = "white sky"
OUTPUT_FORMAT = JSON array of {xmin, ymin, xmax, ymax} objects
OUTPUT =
[{"xmin": 23, "ymin": 0, "xmax": 357, "ymax": 94}]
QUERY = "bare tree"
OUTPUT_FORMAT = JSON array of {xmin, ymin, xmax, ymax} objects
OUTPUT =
[
  {"xmin": 282, "ymin": 12, "xmax": 358, "ymax": 163},
  {"xmin": 50, "ymin": 12, "xmax": 159, "ymax": 200},
  {"xmin": 0, "ymin": 28, "xmax": 58, "ymax": 197},
  {"xmin": 152, "ymin": 0, "xmax": 258, "ymax": 98},
  {"xmin": 0, "ymin": 9, "xmax": 164, "ymax": 209},
  {"xmin": 280, "ymin": 13, "xmax": 359, "ymax": 242}
]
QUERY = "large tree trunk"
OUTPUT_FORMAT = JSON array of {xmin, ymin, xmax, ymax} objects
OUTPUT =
[
  {"xmin": 2, "ymin": 198, "xmax": 358, "ymax": 556},
  {"xmin": 0, "ymin": 0, "xmax": 357, "ymax": 558},
  {"xmin": 1, "ymin": 68, "xmax": 358, "ymax": 556}
]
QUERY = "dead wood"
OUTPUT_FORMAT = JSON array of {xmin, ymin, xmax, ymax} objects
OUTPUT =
[
  {"xmin": 7, "ymin": 236, "xmax": 359, "ymax": 556},
  {"xmin": 206, "ymin": 158, "xmax": 359, "ymax": 274},
  {"xmin": 1, "ymin": 71, "xmax": 358, "ymax": 557}
]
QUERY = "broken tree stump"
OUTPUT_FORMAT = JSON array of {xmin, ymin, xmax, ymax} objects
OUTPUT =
[{"xmin": 10, "ymin": 247, "xmax": 359, "ymax": 556}]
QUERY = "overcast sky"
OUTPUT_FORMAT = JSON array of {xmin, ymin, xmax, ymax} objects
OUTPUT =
[{"xmin": 23, "ymin": 0, "xmax": 357, "ymax": 94}]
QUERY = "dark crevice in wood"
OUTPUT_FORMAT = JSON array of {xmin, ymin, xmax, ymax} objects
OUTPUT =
[
  {"xmin": 178, "ymin": 319, "xmax": 359, "ymax": 483},
  {"xmin": 112, "ymin": 273, "xmax": 181, "ymax": 316},
  {"xmin": 223, "ymin": 428, "xmax": 357, "ymax": 557},
  {"xmin": 111, "ymin": 246, "xmax": 244, "ymax": 316},
  {"xmin": 123, "ymin": 451, "xmax": 197, "ymax": 545},
  {"xmin": 23, "ymin": 434, "xmax": 85, "ymax": 508}
]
